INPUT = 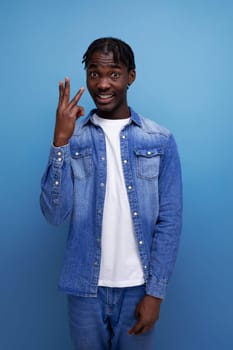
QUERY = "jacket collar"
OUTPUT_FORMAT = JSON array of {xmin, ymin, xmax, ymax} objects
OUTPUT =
[{"xmin": 80, "ymin": 107, "xmax": 142, "ymax": 128}]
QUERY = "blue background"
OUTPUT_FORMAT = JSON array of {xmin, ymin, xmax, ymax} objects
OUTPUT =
[{"xmin": 1, "ymin": 0, "xmax": 233, "ymax": 349}]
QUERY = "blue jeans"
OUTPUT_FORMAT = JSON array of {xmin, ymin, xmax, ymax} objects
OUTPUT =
[{"xmin": 68, "ymin": 285, "xmax": 155, "ymax": 350}]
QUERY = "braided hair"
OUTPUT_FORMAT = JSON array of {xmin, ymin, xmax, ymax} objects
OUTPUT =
[{"xmin": 82, "ymin": 37, "xmax": 136, "ymax": 71}]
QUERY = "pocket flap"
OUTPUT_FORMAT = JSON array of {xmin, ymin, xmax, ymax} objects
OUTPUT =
[
  {"xmin": 71, "ymin": 147, "xmax": 92, "ymax": 159},
  {"xmin": 135, "ymin": 148, "xmax": 162, "ymax": 157}
]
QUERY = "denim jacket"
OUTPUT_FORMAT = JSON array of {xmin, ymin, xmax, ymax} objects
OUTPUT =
[{"xmin": 40, "ymin": 108, "xmax": 182, "ymax": 299}]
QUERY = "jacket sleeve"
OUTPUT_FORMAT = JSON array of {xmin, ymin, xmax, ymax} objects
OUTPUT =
[
  {"xmin": 40, "ymin": 143, "xmax": 74, "ymax": 226},
  {"xmin": 146, "ymin": 134, "xmax": 183, "ymax": 299}
]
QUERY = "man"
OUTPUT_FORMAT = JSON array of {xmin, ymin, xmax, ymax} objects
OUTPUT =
[{"xmin": 40, "ymin": 37, "xmax": 182, "ymax": 350}]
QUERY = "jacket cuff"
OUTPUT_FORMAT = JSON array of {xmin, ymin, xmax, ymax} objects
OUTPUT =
[
  {"xmin": 49, "ymin": 144, "xmax": 71, "ymax": 167},
  {"xmin": 145, "ymin": 275, "xmax": 168, "ymax": 299}
]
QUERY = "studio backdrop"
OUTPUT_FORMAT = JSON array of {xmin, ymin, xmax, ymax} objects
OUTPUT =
[{"xmin": 0, "ymin": 0, "xmax": 233, "ymax": 349}]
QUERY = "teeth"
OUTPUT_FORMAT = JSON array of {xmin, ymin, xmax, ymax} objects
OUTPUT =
[{"xmin": 98, "ymin": 95, "xmax": 113, "ymax": 99}]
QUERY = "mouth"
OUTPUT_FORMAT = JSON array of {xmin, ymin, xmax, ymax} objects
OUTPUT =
[{"xmin": 95, "ymin": 94, "xmax": 114, "ymax": 104}]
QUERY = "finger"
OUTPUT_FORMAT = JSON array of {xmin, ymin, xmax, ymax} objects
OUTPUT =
[
  {"xmin": 62, "ymin": 77, "xmax": 70, "ymax": 105},
  {"xmin": 58, "ymin": 81, "xmax": 64, "ymax": 105},
  {"xmin": 134, "ymin": 326, "xmax": 151, "ymax": 335},
  {"xmin": 128, "ymin": 321, "xmax": 144, "ymax": 335},
  {"xmin": 77, "ymin": 106, "xmax": 85, "ymax": 117},
  {"xmin": 69, "ymin": 87, "xmax": 85, "ymax": 108},
  {"xmin": 73, "ymin": 106, "xmax": 85, "ymax": 119}
]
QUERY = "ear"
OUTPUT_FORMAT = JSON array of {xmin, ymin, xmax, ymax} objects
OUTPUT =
[{"xmin": 128, "ymin": 69, "xmax": 136, "ymax": 86}]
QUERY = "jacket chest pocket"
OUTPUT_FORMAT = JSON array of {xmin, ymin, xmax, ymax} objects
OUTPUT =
[
  {"xmin": 71, "ymin": 148, "xmax": 93, "ymax": 179},
  {"xmin": 135, "ymin": 148, "xmax": 161, "ymax": 180}
]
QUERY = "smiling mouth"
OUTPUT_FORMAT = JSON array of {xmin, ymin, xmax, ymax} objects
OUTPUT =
[
  {"xmin": 95, "ymin": 94, "xmax": 114, "ymax": 105},
  {"xmin": 97, "ymin": 94, "xmax": 114, "ymax": 100}
]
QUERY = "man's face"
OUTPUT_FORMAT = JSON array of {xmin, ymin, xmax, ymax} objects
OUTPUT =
[{"xmin": 86, "ymin": 51, "xmax": 135, "ymax": 119}]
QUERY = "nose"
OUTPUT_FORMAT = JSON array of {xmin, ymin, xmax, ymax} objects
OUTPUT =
[{"xmin": 97, "ymin": 78, "xmax": 111, "ymax": 90}]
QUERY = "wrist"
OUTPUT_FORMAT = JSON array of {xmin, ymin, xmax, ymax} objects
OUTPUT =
[
  {"xmin": 145, "ymin": 295, "xmax": 163, "ymax": 304},
  {"xmin": 53, "ymin": 137, "xmax": 69, "ymax": 147}
]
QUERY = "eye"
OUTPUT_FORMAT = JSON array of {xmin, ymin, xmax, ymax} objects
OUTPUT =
[
  {"xmin": 111, "ymin": 72, "xmax": 120, "ymax": 79},
  {"xmin": 89, "ymin": 72, "xmax": 98, "ymax": 79}
]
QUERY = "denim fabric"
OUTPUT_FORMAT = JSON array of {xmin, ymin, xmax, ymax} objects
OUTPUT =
[
  {"xmin": 40, "ymin": 107, "xmax": 182, "ymax": 299},
  {"xmin": 68, "ymin": 285, "xmax": 154, "ymax": 350}
]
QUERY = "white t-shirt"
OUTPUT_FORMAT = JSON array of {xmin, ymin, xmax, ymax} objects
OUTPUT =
[{"xmin": 93, "ymin": 114, "xmax": 144, "ymax": 287}]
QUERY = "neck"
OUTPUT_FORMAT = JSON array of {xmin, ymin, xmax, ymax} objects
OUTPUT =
[{"xmin": 96, "ymin": 107, "xmax": 131, "ymax": 120}]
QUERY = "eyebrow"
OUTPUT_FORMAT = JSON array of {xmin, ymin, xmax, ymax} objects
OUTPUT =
[{"xmin": 87, "ymin": 63, "xmax": 123, "ymax": 69}]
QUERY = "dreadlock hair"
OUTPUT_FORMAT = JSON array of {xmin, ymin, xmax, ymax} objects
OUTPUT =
[{"xmin": 82, "ymin": 37, "xmax": 136, "ymax": 71}]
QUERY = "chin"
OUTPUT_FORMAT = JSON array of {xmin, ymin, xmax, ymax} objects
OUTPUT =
[{"xmin": 96, "ymin": 104, "xmax": 115, "ymax": 114}]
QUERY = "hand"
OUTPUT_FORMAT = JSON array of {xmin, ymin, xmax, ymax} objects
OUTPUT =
[
  {"xmin": 53, "ymin": 77, "xmax": 85, "ymax": 147},
  {"xmin": 128, "ymin": 295, "xmax": 162, "ymax": 335}
]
